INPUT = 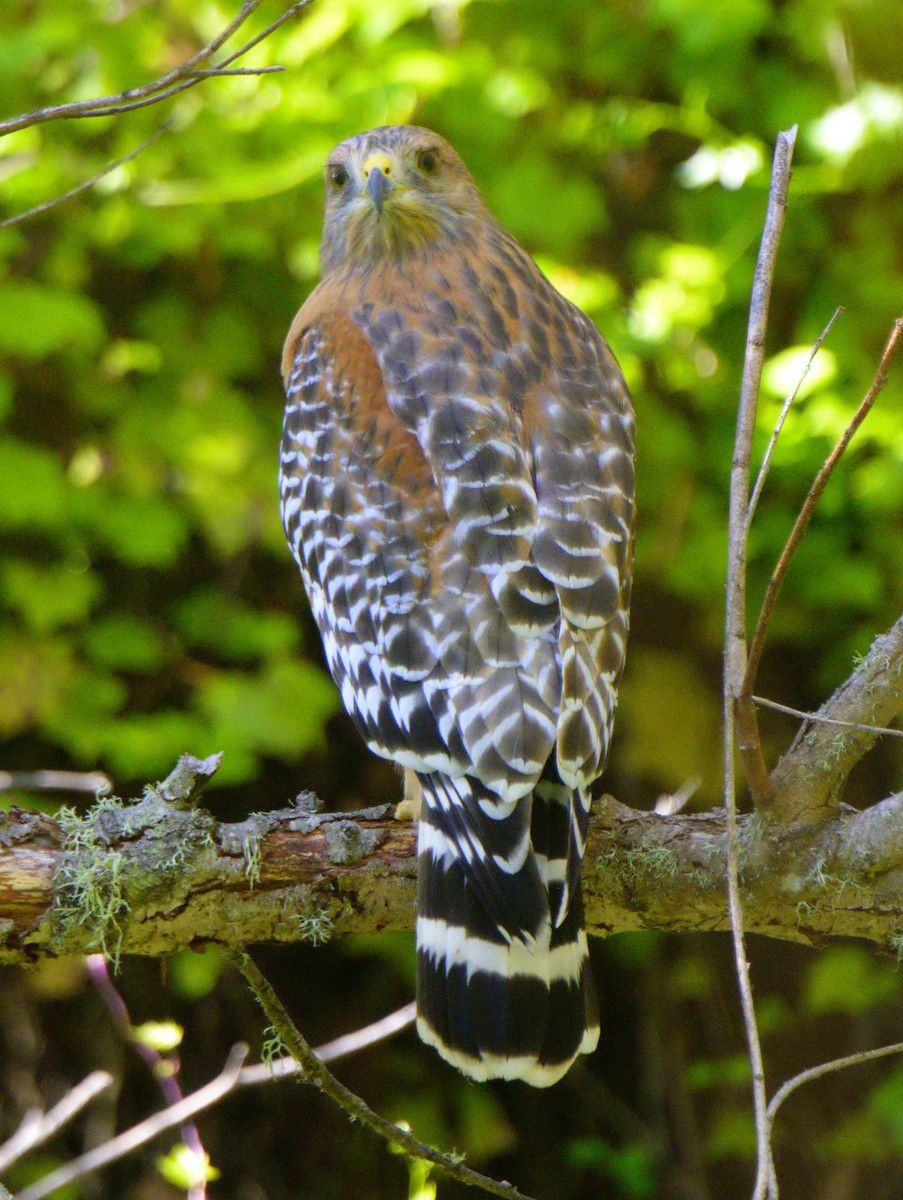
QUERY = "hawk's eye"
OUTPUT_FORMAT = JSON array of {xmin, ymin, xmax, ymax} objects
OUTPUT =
[
  {"xmin": 418, "ymin": 149, "xmax": 440, "ymax": 175},
  {"xmin": 328, "ymin": 164, "xmax": 348, "ymax": 190}
]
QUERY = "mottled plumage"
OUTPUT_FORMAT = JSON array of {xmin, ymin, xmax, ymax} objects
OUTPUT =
[{"xmin": 280, "ymin": 126, "xmax": 635, "ymax": 1086}]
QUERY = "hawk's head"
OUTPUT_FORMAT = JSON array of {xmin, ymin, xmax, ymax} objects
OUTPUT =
[{"xmin": 319, "ymin": 126, "xmax": 487, "ymax": 272}]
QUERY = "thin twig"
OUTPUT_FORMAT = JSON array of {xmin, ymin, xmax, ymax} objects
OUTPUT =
[
  {"xmin": 0, "ymin": 124, "xmax": 170, "ymax": 228},
  {"xmin": 214, "ymin": 0, "xmax": 314, "ymax": 70},
  {"xmin": 723, "ymin": 126, "xmax": 798, "ymax": 1200},
  {"xmin": 743, "ymin": 318, "xmax": 903, "ymax": 706},
  {"xmin": 0, "ymin": 769, "xmax": 112, "ymax": 794},
  {"xmin": 225, "ymin": 949, "xmax": 536, "ymax": 1200},
  {"xmin": 185, "ymin": 66, "xmax": 285, "ymax": 78},
  {"xmin": 744, "ymin": 306, "xmax": 844, "ymax": 535},
  {"xmin": 768, "ymin": 1041, "xmax": 903, "ymax": 1125},
  {"xmin": 240, "ymin": 1000, "xmax": 417, "ymax": 1084},
  {"xmin": 0, "ymin": 1072, "xmax": 113, "ymax": 1174},
  {"xmin": 14, "ymin": 1047, "xmax": 249, "ymax": 1200},
  {"xmin": 764, "ymin": 1039, "xmax": 903, "ymax": 1193},
  {"xmin": 752, "ymin": 695, "xmax": 903, "ymax": 738}
]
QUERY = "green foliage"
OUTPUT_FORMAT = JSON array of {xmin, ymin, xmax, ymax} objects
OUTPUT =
[
  {"xmin": 0, "ymin": 0, "xmax": 899, "ymax": 798},
  {"xmin": 565, "ymin": 1137, "xmax": 657, "ymax": 1198},
  {"xmin": 803, "ymin": 945, "xmax": 902, "ymax": 1016}
]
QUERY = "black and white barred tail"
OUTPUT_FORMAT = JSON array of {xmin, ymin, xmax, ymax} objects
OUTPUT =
[{"xmin": 415, "ymin": 772, "xmax": 599, "ymax": 1086}]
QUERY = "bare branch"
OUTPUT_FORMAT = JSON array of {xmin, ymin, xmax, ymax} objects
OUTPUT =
[
  {"xmin": 763, "ymin": 1038, "xmax": 903, "ymax": 1192},
  {"xmin": 724, "ymin": 125, "xmax": 798, "ymax": 1200},
  {"xmin": 4, "ymin": 1003, "xmax": 417, "ymax": 1198},
  {"xmin": 87, "ymin": 954, "xmax": 210, "ymax": 1200},
  {"xmin": 215, "ymin": 0, "xmax": 314, "ymax": 70},
  {"xmin": 0, "ymin": 1, "xmax": 275, "ymax": 135},
  {"xmin": 6, "ymin": 732, "xmax": 903, "ymax": 964},
  {"xmin": 226, "ymin": 949, "xmax": 537, "ymax": 1200},
  {"xmin": 0, "ymin": 1071, "xmax": 113, "ymax": 1175},
  {"xmin": 184, "ymin": 66, "xmax": 285, "ymax": 78},
  {"xmin": 14, "ymin": 1046, "xmax": 248, "ymax": 1200}
]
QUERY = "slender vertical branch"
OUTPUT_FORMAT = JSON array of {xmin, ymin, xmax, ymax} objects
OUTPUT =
[
  {"xmin": 723, "ymin": 126, "xmax": 797, "ymax": 1200},
  {"xmin": 729, "ymin": 129, "xmax": 798, "ymax": 804}
]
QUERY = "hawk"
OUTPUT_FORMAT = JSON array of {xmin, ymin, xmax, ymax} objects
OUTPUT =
[{"xmin": 280, "ymin": 126, "xmax": 635, "ymax": 1086}]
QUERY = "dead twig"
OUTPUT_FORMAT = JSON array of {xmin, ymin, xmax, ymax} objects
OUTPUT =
[
  {"xmin": 87, "ymin": 954, "xmax": 209, "ymax": 1200},
  {"xmin": 764, "ymin": 1040, "xmax": 903, "ymax": 1194},
  {"xmin": 723, "ymin": 125, "xmax": 798, "ymax": 1200},
  {"xmin": 0, "ymin": 769, "xmax": 112, "ymax": 794},
  {"xmin": 744, "ymin": 306, "xmax": 844, "ymax": 535},
  {"xmin": 240, "ymin": 1000, "xmax": 417, "ymax": 1084},
  {"xmin": 2, "ymin": 1000, "xmax": 416, "ymax": 1198}
]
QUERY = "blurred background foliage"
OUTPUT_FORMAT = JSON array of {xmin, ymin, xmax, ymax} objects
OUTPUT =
[{"xmin": 0, "ymin": 0, "xmax": 901, "ymax": 1197}]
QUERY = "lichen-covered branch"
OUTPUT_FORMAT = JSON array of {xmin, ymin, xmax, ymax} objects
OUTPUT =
[{"xmin": 2, "ymin": 751, "xmax": 903, "ymax": 967}]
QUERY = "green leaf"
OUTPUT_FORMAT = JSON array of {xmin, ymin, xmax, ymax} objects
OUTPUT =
[
  {"xmin": 0, "ymin": 282, "xmax": 104, "ymax": 358},
  {"xmin": 565, "ymin": 1137, "xmax": 657, "ymax": 1198},
  {"xmin": 174, "ymin": 589, "xmax": 299, "ymax": 662},
  {"xmin": 196, "ymin": 659, "xmax": 338, "ymax": 769},
  {"xmin": 165, "ymin": 946, "xmax": 224, "ymax": 1001},
  {"xmin": 0, "ymin": 439, "xmax": 66, "ymax": 530},
  {"xmin": 803, "ymin": 946, "xmax": 900, "ymax": 1016},
  {"xmin": 1, "ymin": 559, "xmax": 102, "ymax": 632},
  {"xmin": 131, "ymin": 1019, "xmax": 183, "ymax": 1053},
  {"xmin": 81, "ymin": 614, "xmax": 166, "ymax": 673},
  {"xmin": 0, "ymin": 633, "xmax": 74, "ymax": 737}
]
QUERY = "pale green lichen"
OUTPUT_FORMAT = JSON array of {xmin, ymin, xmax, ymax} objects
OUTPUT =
[
  {"xmin": 261, "ymin": 1025, "xmax": 290, "ymax": 1074},
  {"xmin": 54, "ymin": 799, "xmax": 131, "ymax": 969},
  {"xmin": 623, "ymin": 844, "xmax": 680, "ymax": 882},
  {"xmin": 242, "ymin": 831, "xmax": 262, "ymax": 889},
  {"xmin": 297, "ymin": 910, "xmax": 334, "ymax": 946}
]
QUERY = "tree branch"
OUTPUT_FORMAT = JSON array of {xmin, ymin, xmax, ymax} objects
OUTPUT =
[
  {"xmin": 0, "ymin": 2, "xmax": 310, "ymax": 136},
  {"xmin": 2, "ymin": 707, "xmax": 903, "ymax": 968}
]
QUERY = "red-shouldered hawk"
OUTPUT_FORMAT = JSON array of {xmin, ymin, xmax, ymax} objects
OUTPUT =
[{"xmin": 280, "ymin": 126, "xmax": 635, "ymax": 1086}]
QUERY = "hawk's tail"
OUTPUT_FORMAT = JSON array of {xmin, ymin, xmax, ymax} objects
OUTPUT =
[{"xmin": 414, "ymin": 773, "xmax": 599, "ymax": 1087}]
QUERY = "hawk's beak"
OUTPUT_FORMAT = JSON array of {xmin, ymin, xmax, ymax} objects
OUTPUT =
[{"xmin": 362, "ymin": 154, "xmax": 395, "ymax": 213}]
